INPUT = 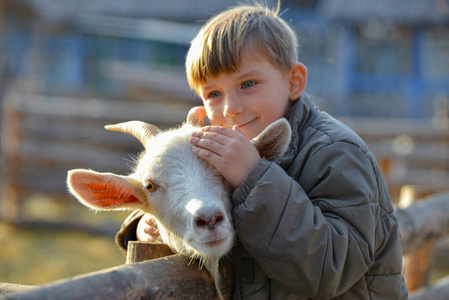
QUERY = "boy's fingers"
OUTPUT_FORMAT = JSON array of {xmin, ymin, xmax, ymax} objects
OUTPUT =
[
  {"xmin": 202, "ymin": 125, "xmax": 250, "ymax": 142},
  {"xmin": 192, "ymin": 145, "xmax": 221, "ymax": 163},
  {"xmin": 144, "ymin": 226, "xmax": 159, "ymax": 235},
  {"xmin": 143, "ymin": 214, "xmax": 157, "ymax": 225},
  {"xmin": 201, "ymin": 125, "xmax": 239, "ymax": 137},
  {"xmin": 190, "ymin": 135, "xmax": 226, "ymax": 155},
  {"xmin": 187, "ymin": 106, "xmax": 206, "ymax": 126},
  {"xmin": 233, "ymin": 125, "xmax": 244, "ymax": 134},
  {"xmin": 191, "ymin": 131, "xmax": 228, "ymax": 146}
]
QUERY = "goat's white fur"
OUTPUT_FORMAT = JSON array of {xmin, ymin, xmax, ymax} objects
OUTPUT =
[{"xmin": 67, "ymin": 118, "xmax": 292, "ymax": 299}]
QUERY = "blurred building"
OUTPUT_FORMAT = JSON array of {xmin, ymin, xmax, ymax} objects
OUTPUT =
[
  {"xmin": 0, "ymin": 0, "xmax": 448, "ymax": 118},
  {"xmin": 319, "ymin": 0, "xmax": 449, "ymax": 118}
]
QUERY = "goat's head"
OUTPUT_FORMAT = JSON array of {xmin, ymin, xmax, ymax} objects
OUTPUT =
[{"xmin": 67, "ymin": 118, "xmax": 291, "ymax": 293}]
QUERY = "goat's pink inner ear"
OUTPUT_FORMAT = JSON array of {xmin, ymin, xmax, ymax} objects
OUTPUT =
[
  {"xmin": 82, "ymin": 181, "xmax": 141, "ymax": 208},
  {"xmin": 69, "ymin": 171, "xmax": 143, "ymax": 209}
]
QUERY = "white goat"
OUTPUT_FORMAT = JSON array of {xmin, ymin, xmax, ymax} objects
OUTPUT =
[{"xmin": 67, "ymin": 118, "xmax": 291, "ymax": 299}]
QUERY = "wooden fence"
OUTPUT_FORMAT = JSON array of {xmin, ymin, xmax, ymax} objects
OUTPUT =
[
  {"xmin": 0, "ymin": 93, "xmax": 193, "ymax": 226},
  {"xmin": 340, "ymin": 117, "xmax": 449, "ymax": 200},
  {"xmin": 2, "ymin": 94, "xmax": 448, "ymax": 222},
  {"xmin": 1, "ymin": 191, "xmax": 449, "ymax": 299},
  {"xmin": 2, "ymin": 94, "xmax": 449, "ymax": 298}
]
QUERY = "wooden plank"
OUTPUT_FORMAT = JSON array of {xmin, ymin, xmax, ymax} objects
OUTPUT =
[
  {"xmin": 17, "ymin": 118, "xmax": 143, "ymax": 150},
  {"xmin": 4, "ymin": 93, "xmax": 193, "ymax": 126},
  {"xmin": 409, "ymin": 275, "xmax": 449, "ymax": 300},
  {"xmin": 386, "ymin": 169, "xmax": 449, "ymax": 191},
  {"xmin": 14, "ymin": 141, "xmax": 134, "ymax": 169},
  {"xmin": 0, "ymin": 255, "xmax": 232, "ymax": 300},
  {"xmin": 340, "ymin": 117, "xmax": 449, "ymax": 141},
  {"xmin": 397, "ymin": 191, "xmax": 449, "ymax": 254},
  {"xmin": 0, "ymin": 283, "xmax": 35, "ymax": 295},
  {"xmin": 368, "ymin": 142, "xmax": 449, "ymax": 166}
]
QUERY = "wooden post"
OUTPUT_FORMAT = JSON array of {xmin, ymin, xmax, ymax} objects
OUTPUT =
[
  {"xmin": 399, "ymin": 185, "xmax": 441, "ymax": 292},
  {"xmin": 126, "ymin": 241, "xmax": 174, "ymax": 263},
  {"xmin": 124, "ymin": 241, "xmax": 233, "ymax": 299},
  {"xmin": 0, "ymin": 104, "xmax": 22, "ymax": 221}
]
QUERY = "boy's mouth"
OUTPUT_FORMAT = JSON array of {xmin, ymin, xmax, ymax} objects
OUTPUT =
[{"xmin": 238, "ymin": 118, "xmax": 257, "ymax": 128}]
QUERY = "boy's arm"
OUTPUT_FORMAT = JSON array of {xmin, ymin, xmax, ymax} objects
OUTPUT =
[
  {"xmin": 232, "ymin": 142, "xmax": 398, "ymax": 298},
  {"xmin": 115, "ymin": 210, "xmax": 145, "ymax": 255},
  {"xmin": 116, "ymin": 212, "xmax": 162, "ymax": 255}
]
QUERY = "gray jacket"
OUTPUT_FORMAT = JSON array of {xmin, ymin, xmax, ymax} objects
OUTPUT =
[{"xmin": 231, "ymin": 94, "xmax": 407, "ymax": 299}]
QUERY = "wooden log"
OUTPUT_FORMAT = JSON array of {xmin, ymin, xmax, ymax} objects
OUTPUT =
[
  {"xmin": 396, "ymin": 190, "xmax": 449, "ymax": 254},
  {"xmin": 398, "ymin": 185, "xmax": 437, "ymax": 291},
  {"xmin": 0, "ymin": 254, "xmax": 233, "ymax": 300},
  {"xmin": 0, "ymin": 262, "xmax": 159, "ymax": 300},
  {"xmin": 409, "ymin": 275, "xmax": 449, "ymax": 300},
  {"xmin": 0, "ymin": 284, "xmax": 34, "ymax": 295}
]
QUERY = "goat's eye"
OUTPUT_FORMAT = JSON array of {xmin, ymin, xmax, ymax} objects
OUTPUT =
[{"xmin": 146, "ymin": 181, "xmax": 157, "ymax": 192}]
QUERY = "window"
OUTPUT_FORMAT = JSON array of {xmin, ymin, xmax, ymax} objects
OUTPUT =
[
  {"xmin": 356, "ymin": 23, "xmax": 411, "ymax": 75},
  {"xmin": 425, "ymin": 27, "xmax": 449, "ymax": 78}
]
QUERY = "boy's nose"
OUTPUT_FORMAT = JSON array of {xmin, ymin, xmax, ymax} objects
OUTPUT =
[{"xmin": 223, "ymin": 95, "xmax": 244, "ymax": 117}]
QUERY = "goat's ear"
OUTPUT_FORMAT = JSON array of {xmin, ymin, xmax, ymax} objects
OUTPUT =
[
  {"xmin": 251, "ymin": 118, "xmax": 292, "ymax": 161},
  {"xmin": 67, "ymin": 169, "xmax": 147, "ymax": 211}
]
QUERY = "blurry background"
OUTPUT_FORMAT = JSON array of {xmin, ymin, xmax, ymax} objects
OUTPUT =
[{"xmin": 0, "ymin": 0, "xmax": 448, "ymax": 287}]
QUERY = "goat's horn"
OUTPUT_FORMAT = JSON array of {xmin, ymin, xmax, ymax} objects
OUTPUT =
[{"xmin": 105, "ymin": 121, "xmax": 161, "ymax": 147}]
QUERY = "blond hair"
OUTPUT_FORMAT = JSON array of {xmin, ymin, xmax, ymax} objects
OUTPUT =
[{"xmin": 185, "ymin": 2, "xmax": 298, "ymax": 92}]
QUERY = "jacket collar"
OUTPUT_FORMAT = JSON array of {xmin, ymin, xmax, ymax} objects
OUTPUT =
[{"xmin": 279, "ymin": 93, "xmax": 320, "ymax": 169}]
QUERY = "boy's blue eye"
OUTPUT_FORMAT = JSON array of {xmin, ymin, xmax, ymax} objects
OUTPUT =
[
  {"xmin": 209, "ymin": 91, "xmax": 222, "ymax": 98},
  {"xmin": 242, "ymin": 81, "xmax": 256, "ymax": 89}
]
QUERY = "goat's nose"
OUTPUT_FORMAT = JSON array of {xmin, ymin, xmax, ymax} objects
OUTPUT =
[{"xmin": 195, "ymin": 213, "xmax": 224, "ymax": 230}]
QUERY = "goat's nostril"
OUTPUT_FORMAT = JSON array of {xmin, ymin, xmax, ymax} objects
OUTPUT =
[
  {"xmin": 215, "ymin": 214, "xmax": 224, "ymax": 225},
  {"xmin": 195, "ymin": 217, "xmax": 208, "ymax": 228},
  {"xmin": 195, "ymin": 213, "xmax": 224, "ymax": 230}
]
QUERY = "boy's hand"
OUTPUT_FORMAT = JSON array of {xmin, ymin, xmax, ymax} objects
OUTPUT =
[
  {"xmin": 190, "ymin": 125, "xmax": 260, "ymax": 188},
  {"xmin": 136, "ymin": 213, "xmax": 161, "ymax": 242}
]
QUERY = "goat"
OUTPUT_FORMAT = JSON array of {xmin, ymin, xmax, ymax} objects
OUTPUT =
[{"xmin": 67, "ymin": 118, "xmax": 292, "ymax": 299}]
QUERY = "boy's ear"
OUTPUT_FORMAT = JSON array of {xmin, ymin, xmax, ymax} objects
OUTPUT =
[
  {"xmin": 288, "ymin": 63, "xmax": 307, "ymax": 101},
  {"xmin": 187, "ymin": 106, "xmax": 207, "ymax": 126}
]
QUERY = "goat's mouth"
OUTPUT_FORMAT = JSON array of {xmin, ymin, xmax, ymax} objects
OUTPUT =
[{"xmin": 205, "ymin": 238, "xmax": 225, "ymax": 246}]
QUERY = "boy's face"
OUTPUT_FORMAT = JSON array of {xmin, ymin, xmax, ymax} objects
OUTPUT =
[{"xmin": 197, "ymin": 52, "xmax": 306, "ymax": 140}]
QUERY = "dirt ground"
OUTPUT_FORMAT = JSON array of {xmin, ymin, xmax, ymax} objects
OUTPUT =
[
  {"xmin": 0, "ymin": 196, "xmax": 130, "ymax": 286},
  {"xmin": 0, "ymin": 222, "xmax": 125, "ymax": 286}
]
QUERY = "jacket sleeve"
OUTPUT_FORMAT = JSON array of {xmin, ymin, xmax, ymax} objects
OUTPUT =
[
  {"xmin": 232, "ymin": 142, "xmax": 379, "ymax": 298},
  {"xmin": 115, "ymin": 209, "xmax": 145, "ymax": 255}
]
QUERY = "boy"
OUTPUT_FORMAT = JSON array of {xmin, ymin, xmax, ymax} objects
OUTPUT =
[{"xmin": 116, "ymin": 3, "xmax": 408, "ymax": 299}]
